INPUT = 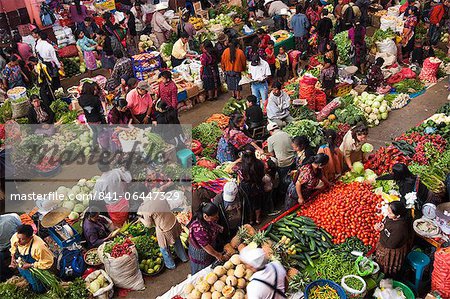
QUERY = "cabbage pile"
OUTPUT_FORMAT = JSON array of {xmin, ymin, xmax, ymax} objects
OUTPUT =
[
  {"xmin": 208, "ymin": 14, "xmax": 234, "ymax": 28},
  {"xmin": 353, "ymin": 92, "xmax": 391, "ymax": 127},
  {"xmin": 341, "ymin": 162, "xmax": 378, "ymax": 184},
  {"xmin": 59, "ymin": 176, "xmax": 100, "ymax": 220}
]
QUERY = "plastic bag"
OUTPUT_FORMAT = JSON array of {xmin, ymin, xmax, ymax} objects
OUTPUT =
[
  {"xmin": 316, "ymin": 98, "xmax": 341, "ymax": 121},
  {"xmin": 85, "ymin": 270, "xmax": 114, "ymax": 299},
  {"xmin": 380, "ymin": 17, "xmax": 397, "ymax": 31},
  {"xmin": 376, "ymin": 39, "xmax": 397, "ymax": 56},
  {"xmin": 341, "ymin": 275, "xmax": 367, "ymax": 299},
  {"xmin": 432, "ymin": 248, "xmax": 450, "ymax": 298},
  {"xmin": 98, "ymin": 243, "xmax": 145, "ymax": 291},
  {"xmin": 419, "ymin": 57, "xmax": 441, "ymax": 83}
]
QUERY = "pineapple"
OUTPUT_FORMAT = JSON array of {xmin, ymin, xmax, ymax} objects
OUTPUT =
[
  {"xmin": 236, "ymin": 226, "xmax": 251, "ymax": 245},
  {"xmin": 251, "ymin": 231, "xmax": 268, "ymax": 247},
  {"xmin": 287, "ymin": 267, "xmax": 299, "ymax": 280},
  {"xmin": 243, "ymin": 224, "xmax": 256, "ymax": 236},
  {"xmin": 230, "ymin": 235, "xmax": 241, "ymax": 249},
  {"xmin": 261, "ymin": 240, "xmax": 274, "ymax": 257},
  {"xmin": 223, "ymin": 243, "xmax": 236, "ymax": 256}
]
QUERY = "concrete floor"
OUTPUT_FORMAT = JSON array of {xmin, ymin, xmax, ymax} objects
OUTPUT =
[{"xmin": 121, "ymin": 79, "xmax": 449, "ymax": 299}]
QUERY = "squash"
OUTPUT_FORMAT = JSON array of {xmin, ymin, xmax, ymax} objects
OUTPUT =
[
  {"xmin": 226, "ymin": 269, "xmax": 235, "ymax": 277},
  {"xmin": 212, "ymin": 291, "xmax": 222, "ymax": 299},
  {"xmin": 232, "ymin": 291, "xmax": 245, "ymax": 299},
  {"xmin": 184, "ymin": 283, "xmax": 195, "ymax": 295},
  {"xmin": 234, "ymin": 264, "xmax": 245, "ymax": 278},
  {"xmin": 214, "ymin": 280, "xmax": 226, "ymax": 292},
  {"xmin": 244, "ymin": 269, "xmax": 254, "ymax": 281},
  {"xmin": 188, "ymin": 289, "xmax": 202, "ymax": 299},
  {"xmin": 219, "ymin": 275, "xmax": 227, "ymax": 283},
  {"xmin": 230, "ymin": 254, "xmax": 241, "ymax": 266},
  {"xmin": 196, "ymin": 280, "xmax": 210, "ymax": 293},
  {"xmin": 213, "ymin": 266, "xmax": 227, "ymax": 276},
  {"xmin": 223, "ymin": 261, "xmax": 234, "ymax": 270},
  {"xmin": 226, "ymin": 276, "xmax": 237, "ymax": 287},
  {"xmin": 222, "ymin": 286, "xmax": 235, "ymax": 298},
  {"xmin": 237, "ymin": 278, "xmax": 246, "ymax": 289},
  {"xmin": 206, "ymin": 273, "xmax": 218, "ymax": 285},
  {"xmin": 201, "ymin": 292, "xmax": 212, "ymax": 299}
]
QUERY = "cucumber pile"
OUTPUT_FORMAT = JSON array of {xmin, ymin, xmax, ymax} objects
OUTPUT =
[{"xmin": 266, "ymin": 214, "xmax": 333, "ymax": 270}]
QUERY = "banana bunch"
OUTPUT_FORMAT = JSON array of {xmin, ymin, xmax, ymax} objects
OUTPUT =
[{"xmin": 189, "ymin": 17, "xmax": 204, "ymax": 30}]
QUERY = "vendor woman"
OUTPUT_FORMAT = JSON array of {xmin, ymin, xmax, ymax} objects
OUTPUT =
[
  {"xmin": 339, "ymin": 123, "xmax": 368, "ymax": 171},
  {"xmin": 188, "ymin": 202, "xmax": 224, "ymax": 275},
  {"xmin": 375, "ymin": 201, "xmax": 413, "ymax": 276},
  {"xmin": 9, "ymin": 225, "xmax": 54, "ymax": 293},
  {"xmin": 216, "ymin": 114, "xmax": 264, "ymax": 163},
  {"xmin": 285, "ymin": 154, "xmax": 331, "ymax": 209},
  {"xmin": 377, "ymin": 163, "xmax": 441, "ymax": 214},
  {"xmin": 82, "ymin": 207, "xmax": 114, "ymax": 249}
]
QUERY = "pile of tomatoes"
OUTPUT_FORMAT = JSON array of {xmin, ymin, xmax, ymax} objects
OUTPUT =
[
  {"xmin": 35, "ymin": 156, "xmax": 59, "ymax": 172},
  {"xmin": 298, "ymin": 182, "xmax": 383, "ymax": 249}
]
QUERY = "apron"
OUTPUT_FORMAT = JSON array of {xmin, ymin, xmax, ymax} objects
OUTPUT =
[
  {"xmin": 251, "ymin": 264, "xmax": 287, "ymax": 299},
  {"xmin": 15, "ymin": 240, "xmax": 46, "ymax": 293}
]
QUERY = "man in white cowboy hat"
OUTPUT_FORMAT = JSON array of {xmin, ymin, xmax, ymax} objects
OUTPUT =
[
  {"xmin": 264, "ymin": 0, "xmax": 289, "ymax": 17},
  {"xmin": 151, "ymin": 2, "xmax": 173, "ymax": 48}
]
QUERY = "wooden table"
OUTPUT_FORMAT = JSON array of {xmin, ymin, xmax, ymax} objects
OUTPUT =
[{"xmin": 417, "ymin": 234, "xmax": 448, "ymax": 248}]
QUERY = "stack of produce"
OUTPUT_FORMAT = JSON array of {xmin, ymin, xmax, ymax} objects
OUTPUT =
[
  {"xmin": 192, "ymin": 165, "xmax": 231, "ymax": 183},
  {"xmin": 138, "ymin": 35, "xmax": 154, "ymax": 53},
  {"xmin": 283, "ymin": 120, "xmax": 324, "ymax": 148},
  {"xmin": 207, "ymin": 14, "xmax": 234, "ymax": 28},
  {"xmin": 189, "ymin": 17, "xmax": 205, "ymax": 30},
  {"xmin": 334, "ymin": 104, "xmax": 366, "ymax": 126},
  {"xmin": 353, "ymin": 92, "xmax": 391, "ymax": 127},
  {"xmin": 205, "ymin": 114, "xmax": 230, "ymax": 129},
  {"xmin": 334, "ymin": 31, "xmax": 352, "ymax": 65},
  {"xmin": 298, "ymin": 182, "xmax": 383, "ymax": 249},
  {"xmin": 266, "ymin": 214, "xmax": 333, "ymax": 271},
  {"xmin": 392, "ymin": 79, "xmax": 424, "ymax": 94},
  {"xmin": 222, "ymin": 98, "xmax": 248, "ymax": 116},
  {"xmin": 103, "ymin": 236, "xmax": 134, "ymax": 258},
  {"xmin": 61, "ymin": 57, "xmax": 81, "ymax": 77},
  {"xmin": 409, "ymin": 149, "xmax": 450, "ymax": 194},
  {"xmin": 135, "ymin": 234, "xmax": 164, "ymax": 276},
  {"xmin": 340, "ymin": 162, "xmax": 378, "ymax": 184},
  {"xmin": 87, "ymin": 272, "xmax": 110, "ymax": 295},
  {"xmin": 364, "ymin": 146, "xmax": 410, "ymax": 175},
  {"xmin": 192, "ymin": 122, "xmax": 223, "ymax": 147},
  {"xmin": 182, "ymin": 254, "xmax": 253, "ymax": 299},
  {"xmin": 394, "ymin": 132, "xmax": 447, "ymax": 164}
]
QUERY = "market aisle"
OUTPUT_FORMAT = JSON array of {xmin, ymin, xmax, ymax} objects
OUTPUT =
[
  {"xmin": 366, "ymin": 79, "xmax": 450, "ymax": 149},
  {"xmin": 122, "ymin": 80, "xmax": 449, "ymax": 299}
]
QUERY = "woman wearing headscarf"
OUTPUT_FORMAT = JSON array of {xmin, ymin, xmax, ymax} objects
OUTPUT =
[
  {"xmin": 96, "ymin": 30, "xmax": 115, "ymax": 75},
  {"xmin": 27, "ymin": 95, "xmax": 54, "ymax": 125},
  {"xmin": 188, "ymin": 202, "xmax": 224, "ymax": 274},
  {"xmin": 138, "ymin": 198, "xmax": 188, "ymax": 270},
  {"xmin": 348, "ymin": 21, "xmax": 367, "ymax": 73}
]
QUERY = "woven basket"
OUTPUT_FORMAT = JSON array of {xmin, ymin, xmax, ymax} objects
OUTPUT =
[{"xmin": 11, "ymin": 100, "xmax": 30, "ymax": 119}]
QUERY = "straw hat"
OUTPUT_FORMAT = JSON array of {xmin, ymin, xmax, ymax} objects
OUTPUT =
[
  {"xmin": 264, "ymin": 0, "xmax": 274, "ymax": 6},
  {"xmin": 41, "ymin": 207, "xmax": 71, "ymax": 228}
]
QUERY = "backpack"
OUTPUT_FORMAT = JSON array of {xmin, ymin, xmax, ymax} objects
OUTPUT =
[
  {"xmin": 57, "ymin": 248, "xmax": 86, "ymax": 280},
  {"xmin": 40, "ymin": 3, "xmax": 56, "ymax": 26}
]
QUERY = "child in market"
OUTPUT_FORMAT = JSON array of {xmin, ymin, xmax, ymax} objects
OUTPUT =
[
  {"xmin": 263, "ymin": 159, "xmax": 280, "ymax": 216},
  {"xmin": 265, "ymin": 40, "xmax": 276, "ymax": 84},
  {"xmin": 276, "ymin": 46, "xmax": 289, "ymax": 83},
  {"xmin": 248, "ymin": 0, "xmax": 257, "ymax": 19}
]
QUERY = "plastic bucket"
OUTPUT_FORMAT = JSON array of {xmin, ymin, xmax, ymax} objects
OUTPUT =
[
  {"xmin": 305, "ymin": 279, "xmax": 347, "ymax": 299},
  {"xmin": 393, "ymin": 281, "xmax": 415, "ymax": 299}
]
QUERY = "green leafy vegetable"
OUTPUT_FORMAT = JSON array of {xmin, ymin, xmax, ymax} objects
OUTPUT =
[
  {"xmin": 283, "ymin": 120, "xmax": 324, "ymax": 148},
  {"xmin": 393, "ymin": 79, "xmax": 424, "ymax": 94},
  {"xmin": 334, "ymin": 104, "xmax": 366, "ymax": 126},
  {"xmin": 192, "ymin": 122, "xmax": 222, "ymax": 146}
]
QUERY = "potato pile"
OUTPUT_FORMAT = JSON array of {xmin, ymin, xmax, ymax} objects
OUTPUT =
[{"xmin": 184, "ymin": 254, "xmax": 253, "ymax": 299}]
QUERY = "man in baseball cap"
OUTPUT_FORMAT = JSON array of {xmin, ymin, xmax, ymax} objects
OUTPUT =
[{"xmin": 213, "ymin": 181, "xmax": 246, "ymax": 247}]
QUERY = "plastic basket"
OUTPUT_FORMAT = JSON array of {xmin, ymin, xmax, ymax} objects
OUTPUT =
[
  {"xmin": 305, "ymin": 279, "xmax": 347, "ymax": 299},
  {"xmin": 393, "ymin": 281, "xmax": 415, "ymax": 299}
]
